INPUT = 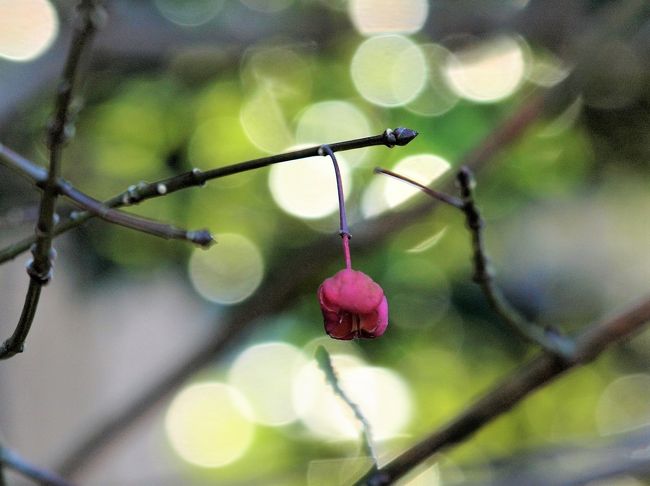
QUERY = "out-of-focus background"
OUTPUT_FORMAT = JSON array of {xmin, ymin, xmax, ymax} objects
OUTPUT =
[{"xmin": 1, "ymin": 1, "xmax": 650, "ymax": 484}]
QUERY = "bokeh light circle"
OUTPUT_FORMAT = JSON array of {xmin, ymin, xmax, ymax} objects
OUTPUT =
[
  {"xmin": 0, "ymin": 0, "xmax": 59, "ymax": 62},
  {"xmin": 154, "ymin": 0, "xmax": 224, "ymax": 26},
  {"xmin": 240, "ymin": 88, "xmax": 294, "ymax": 154},
  {"xmin": 293, "ymin": 355, "xmax": 412, "ymax": 440},
  {"xmin": 165, "ymin": 382, "xmax": 254, "ymax": 468},
  {"xmin": 384, "ymin": 154, "xmax": 451, "ymax": 208},
  {"xmin": 444, "ymin": 35, "xmax": 527, "ymax": 103},
  {"xmin": 351, "ymin": 35, "xmax": 427, "ymax": 107},
  {"xmin": 295, "ymin": 101, "xmax": 371, "ymax": 164},
  {"xmin": 349, "ymin": 0, "xmax": 428, "ymax": 35},
  {"xmin": 596, "ymin": 374, "xmax": 650, "ymax": 435},
  {"xmin": 406, "ymin": 43, "xmax": 459, "ymax": 116},
  {"xmin": 269, "ymin": 150, "xmax": 351, "ymax": 219},
  {"xmin": 228, "ymin": 342, "xmax": 307, "ymax": 426},
  {"xmin": 189, "ymin": 233, "xmax": 264, "ymax": 305}
]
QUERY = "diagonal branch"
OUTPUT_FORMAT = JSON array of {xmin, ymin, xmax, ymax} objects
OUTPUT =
[
  {"xmin": 354, "ymin": 296, "xmax": 650, "ymax": 485},
  {"xmin": 55, "ymin": 95, "xmax": 544, "ymax": 477},
  {"xmin": 0, "ymin": 127, "xmax": 417, "ymax": 264}
]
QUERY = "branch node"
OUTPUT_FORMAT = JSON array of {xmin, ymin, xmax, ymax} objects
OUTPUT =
[
  {"xmin": 191, "ymin": 168, "xmax": 206, "ymax": 186},
  {"xmin": 26, "ymin": 261, "xmax": 52, "ymax": 284}
]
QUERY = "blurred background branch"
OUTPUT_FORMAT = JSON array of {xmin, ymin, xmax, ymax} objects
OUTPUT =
[{"xmin": 459, "ymin": 426, "xmax": 650, "ymax": 486}]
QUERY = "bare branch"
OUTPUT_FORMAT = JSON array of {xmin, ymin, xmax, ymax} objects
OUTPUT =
[
  {"xmin": 374, "ymin": 168, "xmax": 464, "ymax": 210},
  {"xmin": 55, "ymin": 97, "xmax": 543, "ymax": 477},
  {"xmin": 32, "ymin": 0, "xmax": 102, "ymax": 280},
  {"xmin": 57, "ymin": 180, "xmax": 213, "ymax": 247},
  {"xmin": 0, "ymin": 444, "xmax": 75, "ymax": 486},
  {"xmin": 0, "ymin": 144, "xmax": 213, "ymax": 247},
  {"xmin": 0, "ymin": 0, "xmax": 102, "ymax": 359},
  {"xmin": 0, "ymin": 280, "xmax": 42, "ymax": 359},
  {"xmin": 355, "ymin": 296, "xmax": 650, "ymax": 485},
  {"xmin": 455, "ymin": 166, "xmax": 576, "ymax": 358},
  {"xmin": 374, "ymin": 165, "xmax": 575, "ymax": 358},
  {"xmin": 0, "ymin": 128, "xmax": 418, "ymax": 264}
]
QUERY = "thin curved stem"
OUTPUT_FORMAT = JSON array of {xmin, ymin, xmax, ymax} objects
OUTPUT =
[{"xmin": 320, "ymin": 144, "xmax": 352, "ymax": 269}]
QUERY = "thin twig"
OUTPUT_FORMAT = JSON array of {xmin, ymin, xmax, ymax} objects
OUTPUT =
[
  {"xmin": 319, "ymin": 144, "xmax": 353, "ymax": 269},
  {"xmin": 0, "ymin": 445, "xmax": 75, "ymax": 486},
  {"xmin": 0, "ymin": 144, "xmax": 213, "ymax": 247},
  {"xmin": 57, "ymin": 181, "xmax": 213, "ymax": 247},
  {"xmin": 0, "ymin": 128, "xmax": 418, "ymax": 264},
  {"xmin": 376, "ymin": 166, "xmax": 575, "ymax": 358},
  {"xmin": 355, "ymin": 296, "xmax": 650, "ymax": 485},
  {"xmin": 374, "ymin": 168, "xmax": 463, "ymax": 209},
  {"xmin": 0, "ymin": 0, "xmax": 101, "ymax": 360},
  {"xmin": 315, "ymin": 346, "xmax": 378, "ymax": 469},
  {"xmin": 455, "ymin": 166, "xmax": 575, "ymax": 358},
  {"xmin": 55, "ymin": 96, "xmax": 543, "ymax": 478}
]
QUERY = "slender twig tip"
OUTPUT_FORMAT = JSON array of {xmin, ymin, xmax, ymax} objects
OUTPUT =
[
  {"xmin": 188, "ymin": 230, "xmax": 215, "ymax": 248},
  {"xmin": 382, "ymin": 127, "xmax": 418, "ymax": 147},
  {"xmin": 394, "ymin": 127, "xmax": 418, "ymax": 145}
]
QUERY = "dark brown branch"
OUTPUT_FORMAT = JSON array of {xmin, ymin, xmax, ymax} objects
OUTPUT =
[
  {"xmin": 32, "ymin": 0, "xmax": 102, "ymax": 281},
  {"xmin": 57, "ymin": 180, "xmax": 213, "ymax": 247},
  {"xmin": 0, "ymin": 128, "xmax": 417, "ymax": 264},
  {"xmin": 374, "ymin": 168, "xmax": 463, "ymax": 208},
  {"xmin": 55, "ymin": 97, "xmax": 543, "ymax": 478},
  {"xmin": 355, "ymin": 296, "xmax": 650, "ymax": 485},
  {"xmin": 0, "ymin": 279, "xmax": 42, "ymax": 359},
  {"xmin": 0, "ymin": 445, "xmax": 75, "ymax": 486},
  {"xmin": 0, "ymin": 0, "xmax": 101, "ymax": 360},
  {"xmin": 374, "ymin": 165, "xmax": 575, "ymax": 358},
  {"xmin": 0, "ymin": 144, "xmax": 213, "ymax": 247},
  {"xmin": 455, "ymin": 167, "xmax": 575, "ymax": 358}
]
